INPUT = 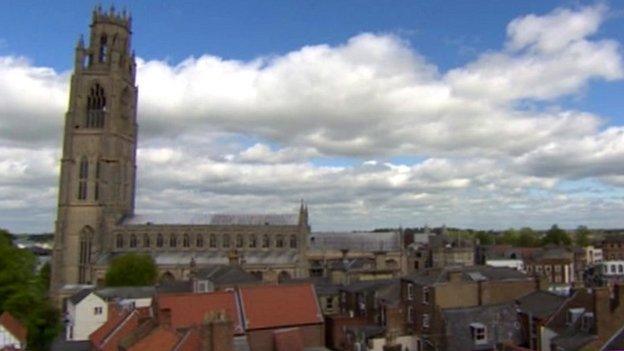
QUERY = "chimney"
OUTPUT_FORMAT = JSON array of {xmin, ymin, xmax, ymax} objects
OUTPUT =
[
  {"xmin": 201, "ymin": 310, "xmax": 234, "ymax": 351},
  {"xmin": 448, "ymin": 269, "xmax": 463, "ymax": 283}
]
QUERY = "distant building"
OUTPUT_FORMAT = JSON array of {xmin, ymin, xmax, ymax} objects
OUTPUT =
[
  {"xmin": 0, "ymin": 312, "xmax": 27, "ymax": 350},
  {"xmin": 603, "ymin": 236, "xmax": 624, "ymax": 261}
]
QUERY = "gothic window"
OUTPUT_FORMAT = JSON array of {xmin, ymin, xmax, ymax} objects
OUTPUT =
[
  {"xmin": 170, "ymin": 235, "xmax": 177, "ymax": 248},
  {"xmin": 86, "ymin": 83, "xmax": 106, "ymax": 128},
  {"xmin": 143, "ymin": 234, "xmax": 150, "ymax": 248},
  {"xmin": 94, "ymin": 159, "xmax": 101, "ymax": 201},
  {"xmin": 183, "ymin": 234, "xmax": 190, "ymax": 248},
  {"xmin": 209, "ymin": 234, "xmax": 216, "ymax": 248},
  {"xmin": 236, "ymin": 234, "xmax": 244, "ymax": 248},
  {"xmin": 78, "ymin": 227, "xmax": 94, "ymax": 284},
  {"xmin": 196, "ymin": 234, "xmax": 204, "ymax": 248},
  {"xmin": 98, "ymin": 35, "xmax": 108, "ymax": 63},
  {"xmin": 262, "ymin": 234, "xmax": 270, "ymax": 248},
  {"xmin": 290, "ymin": 235, "xmax": 297, "ymax": 249},
  {"xmin": 116, "ymin": 234, "xmax": 124, "ymax": 249},
  {"xmin": 249, "ymin": 234, "xmax": 257, "ymax": 248},
  {"xmin": 276, "ymin": 235, "xmax": 284, "ymax": 248},
  {"xmin": 222, "ymin": 234, "xmax": 230, "ymax": 248},
  {"xmin": 77, "ymin": 157, "xmax": 89, "ymax": 200},
  {"xmin": 157, "ymin": 234, "xmax": 164, "ymax": 248},
  {"xmin": 130, "ymin": 234, "xmax": 137, "ymax": 248}
]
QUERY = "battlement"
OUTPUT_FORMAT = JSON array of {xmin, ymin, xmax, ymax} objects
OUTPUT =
[{"xmin": 91, "ymin": 5, "xmax": 131, "ymax": 30}]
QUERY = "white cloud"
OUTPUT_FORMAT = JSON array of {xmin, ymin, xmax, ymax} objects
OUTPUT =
[{"xmin": 0, "ymin": 4, "xmax": 623, "ymax": 232}]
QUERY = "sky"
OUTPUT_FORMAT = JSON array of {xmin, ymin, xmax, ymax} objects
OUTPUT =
[{"xmin": 1, "ymin": 1, "xmax": 624, "ymax": 233}]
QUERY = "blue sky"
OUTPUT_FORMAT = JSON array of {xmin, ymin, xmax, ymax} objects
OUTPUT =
[{"xmin": 1, "ymin": 1, "xmax": 624, "ymax": 232}]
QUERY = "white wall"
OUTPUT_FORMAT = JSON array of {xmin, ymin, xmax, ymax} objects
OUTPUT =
[
  {"xmin": 66, "ymin": 293, "xmax": 108, "ymax": 341},
  {"xmin": 0, "ymin": 325, "xmax": 24, "ymax": 349},
  {"xmin": 367, "ymin": 335, "xmax": 420, "ymax": 351}
]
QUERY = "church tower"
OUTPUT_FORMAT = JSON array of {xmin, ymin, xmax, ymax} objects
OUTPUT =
[{"xmin": 51, "ymin": 6, "xmax": 138, "ymax": 300}]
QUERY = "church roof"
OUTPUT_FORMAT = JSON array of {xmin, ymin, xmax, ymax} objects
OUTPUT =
[
  {"xmin": 308, "ymin": 231, "xmax": 401, "ymax": 251},
  {"xmin": 96, "ymin": 251, "xmax": 300, "ymax": 266},
  {"xmin": 122, "ymin": 213, "xmax": 298, "ymax": 226}
]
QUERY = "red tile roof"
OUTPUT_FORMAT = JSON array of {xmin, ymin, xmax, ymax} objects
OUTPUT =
[
  {"xmin": 90, "ymin": 305, "xmax": 141, "ymax": 351},
  {"xmin": 155, "ymin": 291, "xmax": 243, "ymax": 334},
  {"xmin": 173, "ymin": 328, "xmax": 201, "ymax": 351},
  {"xmin": 274, "ymin": 328, "xmax": 304, "ymax": 351},
  {"xmin": 127, "ymin": 326, "xmax": 179, "ymax": 351},
  {"xmin": 0, "ymin": 312, "xmax": 27, "ymax": 344},
  {"xmin": 239, "ymin": 284, "xmax": 323, "ymax": 330}
]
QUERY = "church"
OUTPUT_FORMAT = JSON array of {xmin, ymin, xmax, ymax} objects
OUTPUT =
[{"xmin": 50, "ymin": 7, "xmax": 311, "ymax": 304}]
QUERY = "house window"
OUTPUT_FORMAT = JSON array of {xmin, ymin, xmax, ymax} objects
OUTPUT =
[
  {"xmin": 422, "ymin": 287, "xmax": 430, "ymax": 304},
  {"xmin": 470, "ymin": 323, "xmax": 487, "ymax": 344},
  {"xmin": 422, "ymin": 314, "xmax": 430, "ymax": 329},
  {"xmin": 619, "ymin": 265, "xmax": 623, "ymax": 274},
  {"xmin": 554, "ymin": 265, "xmax": 561, "ymax": 273},
  {"xmin": 94, "ymin": 306, "xmax": 103, "ymax": 315},
  {"xmin": 357, "ymin": 294, "xmax": 366, "ymax": 315},
  {"xmin": 407, "ymin": 305, "xmax": 414, "ymax": 324},
  {"xmin": 407, "ymin": 283, "xmax": 414, "ymax": 300},
  {"xmin": 326, "ymin": 298, "xmax": 334, "ymax": 310}
]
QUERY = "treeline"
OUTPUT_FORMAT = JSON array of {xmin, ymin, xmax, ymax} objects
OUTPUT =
[
  {"xmin": 376, "ymin": 224, "xmax": 594, "ymax": 247},
  {"xmin": 0, "ymin": 228, "xmax": 60, "ymax": 350}
]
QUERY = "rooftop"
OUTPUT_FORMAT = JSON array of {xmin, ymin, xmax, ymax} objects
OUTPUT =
[
  {"xmin": 308, "ymin": 231, "xmax": 401, "ymax": 251},
  {"xmin": 0, "ymin": 312, "xmax": 27, "ymax": 344},
  {"xmin": 122, "ymin": 213, "xmax": 299, "ymax": 226},
  {"xmin": 516, "ymin": 290, "xmax": 568, "ymax": 319}
]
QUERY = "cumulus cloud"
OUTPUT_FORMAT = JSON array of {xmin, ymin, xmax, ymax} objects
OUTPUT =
[{"xmin": 0, "ymin": 4, "xmax": 623, "ymax": 232}]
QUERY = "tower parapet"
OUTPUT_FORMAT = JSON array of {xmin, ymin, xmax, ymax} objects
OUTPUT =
[{"xmin": 92, "ymin": 5, "xmax": 132, "ymax": 30}]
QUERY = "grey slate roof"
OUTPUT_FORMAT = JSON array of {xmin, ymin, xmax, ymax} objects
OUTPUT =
[
  {"xmin": 282, "ymin": 277, "xmax": 343, "ymax": 295},
  {"xmin": 97, "ymin": 250, "xmax": 299, "ymax": 266},
  {"xmin": 309, "ymin": 231, "xmax": 401, "ymax": 251},
  {"xmin": 442, "ymin": 303, "xmax": 522, "ymax": 351},
  {"xmin": 123, "ymin": 213, "xmax": 298, "ymax": 226},
  {"xmin": 343, "ymin": 279, "xmax": 398, "ymax": 294},
  {"xmin": 551, "ymin": 332, "xmax": 596, "ymax": 351},
  {"xmin": 68, "ymin": 288, "xmax": 94, "ymax": 305},
  {"xmin": 516, "ymin": 290, "xmax": 568, "ymax": 319},
  {"xmin": 404, "ymin": 266, "xmax": 530, "ymax": 285},
  {"xmin": 602, "ymin": 325, "xmax": 624, "ymax": 351},
  {"xmin": 95, "ymin": 286, "xmax": 156, "ymax": 300},
  {"xmin": 195, "ymin": 265, "xmax": 260, "ymax": 285},
  {"xmin": 50, "ymin": 338, "xmax": 91, "ymax": 351}
]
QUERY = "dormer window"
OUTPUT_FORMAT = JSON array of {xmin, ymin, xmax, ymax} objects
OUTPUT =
[
  {"xmin": 470, "ymin": 323, "xmax": 487, "ymax": 344},
  {"xmin": 566, "ymin": 308, "xmax": 585, "ymax": 325}
]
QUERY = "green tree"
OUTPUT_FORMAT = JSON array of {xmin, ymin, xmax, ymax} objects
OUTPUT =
[
  {"xmin": 575, "ymin": 225, "xmax": 591, "ymax": 247},
  {"xmin": 517, "ymin": 227, "xmax": 541, "ymax": 247},
  {"xmin": 0, "ymin": 228, "xmax": 60, "ymax": 351},
  {"xmin": 499, "ymin": 228, "xmax": 519, "ymax": 246},
  {"xmin": 542, "ymin": 224, "xmax": 572, "ymax": 246},
  {"xmin": 105, "ymin": 253, "xmax": 158, "ymax": 286},
  {"xmin": 474, "ymin": 231, "xmax": 494, "ymax": 245}
]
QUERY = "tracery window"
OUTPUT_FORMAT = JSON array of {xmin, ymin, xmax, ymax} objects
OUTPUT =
[
  {"xmin": 236, "ymin": 234, "xmax": 244, "ymax": 248},
  {"xmin": 262, "ymin": 234, "xmax": 270, "ymax": 248},
  {"xmin": 209, "ymin": 234, "xmax": 216, "ymax": 248},
  {"xmin": 98, "ymin": 35, "xmax": 108, "ymax": 63},
  {"xmin": 77, "ymin": 157, "xmax": 89, "ymax": 200},
  {"xmin": 86, "ymin": 83, "xmax": 106, "ymax": 128},
  {"xmin": 143, "ymin": 234, "xmax": 150, "ymax": 248},
  {"xmin": 94, "ymin": 159, "xmax": 102, "ymax": 201},
  {"xmin": 249, "ymin": 234, "xmax": 257, "ymax": 248},
  {"xmin": 183, "ymin": 234, "xmax": 190, "ymax": 248},
  {"xmin": 129, "ymin": 234, "xmax": 137, "ymax": 248},
  {"xmin": 170, "ymin": 235, "xmax": 177, "ymax": 248},
  {"xmin": 116, "ymin": 234, "xmax": 124, "ymax": 249},
  {"xmin": 222, "ymin": 234, "xmax": 230, "ymax": 248},
  {"xmin": 290, "ymin": 235, "xmax": 297, "ymax": 249},
  {"xmin": 276, "ymin": 235, "xmax": 284, "ymax": 248},
  {"xmin": 78, "ymin": 227, "xmax": 93, "ymax": 284},
  {"xmin": 196, "ymin": 234, "xmax": 204, "ymax": 248},
  {"xmin": 157, "ymin": 234, "xmax": 164, "ymax": 248}
]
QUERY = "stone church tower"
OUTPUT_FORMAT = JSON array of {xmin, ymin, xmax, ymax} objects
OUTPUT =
[{"xmin": 51, "ymin": 7, "xmax": 138, "ymax": 301}]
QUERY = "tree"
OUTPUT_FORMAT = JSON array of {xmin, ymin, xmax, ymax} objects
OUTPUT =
[
  {"xmin": 517, "ymin": 227, "xmax": 541, "ymax": 247},
  {"xmin": 542, "ymin": 224, "xmax": 572, "ymax": 246},
  {"xmin": 474, "ymin": 231, "xmax": 494, "ymax": 245},
  {"xmin": 105, "ymin": 253, "xmax": 158, "ymax": 287},
  {"xmin": 575, "ymin": 225, "xmax": 591, "ymax": 247},
  {"xmin": 499, "ymin": 228, "xmax": 519, "ymax": 246},
  {"xmin": 0, "ymin": 228, "xmax": 60, "ymax": 351}
]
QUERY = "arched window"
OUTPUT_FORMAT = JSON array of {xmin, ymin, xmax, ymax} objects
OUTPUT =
[
  {"xmin": 143, "ymin": 234, "xmax": 150, "ymax": 248},
  {"xmin": 196, "ymin": 234, "xmax": 204, "ymax": 248},
  {"xmin": 222, "ymin": 234, "xmax": 230, "ymax": 248},
  {"xmin": 116, "ymin": 234, "xmax": 124, "ymax": 249},
  {"xmin": 157, "ymin": 234, "xmax": 164, "ymax": 248},
  {"xmin": 262, "ymin": 234, "xmax": 270, "ymax": 248},
  {"xmin": 94, "ymin": 159, "xmax": 102, "ymax": 201},
  {"xmin": 130, "ymin": 234, "xmax": 137, "ymax": 248},
  {"xmin": 183, "ymin": 234, "xmax": 190, "ymax": 248},
  {"xmin": 236, "ymin": 234, "xmax": 244, "ymax": 248},
  {"xmin": 170, "ymin": 235, "xmax": 177, "ymax": 248},
  {"xmin": 78, "ymin": 226, "xmax": 94, "ymax": 284},
  {"xmin": 290, "ymin": 235, "xmax": 297, "ymax": 249},
  {"xmin": 86, "ymin": 84, "xmax": 106, "ymax": 128},
  {"xmin": 249, "ymin": 234, "xmax": 257, "ymax": 248},
  {"xmin": 98, "ymin": 35, "xmax": 108, "ymax": 63},
  {"xmin": 276, "ymin": 235, "xmax": 284, "ymax": 248},
  {"xmin": 77, "ymin": 157, "xmax": 88, "ymax": 200},
  {"xmin": 209, "ymin": 234, "xmax": 216, "ymax": 248}
]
